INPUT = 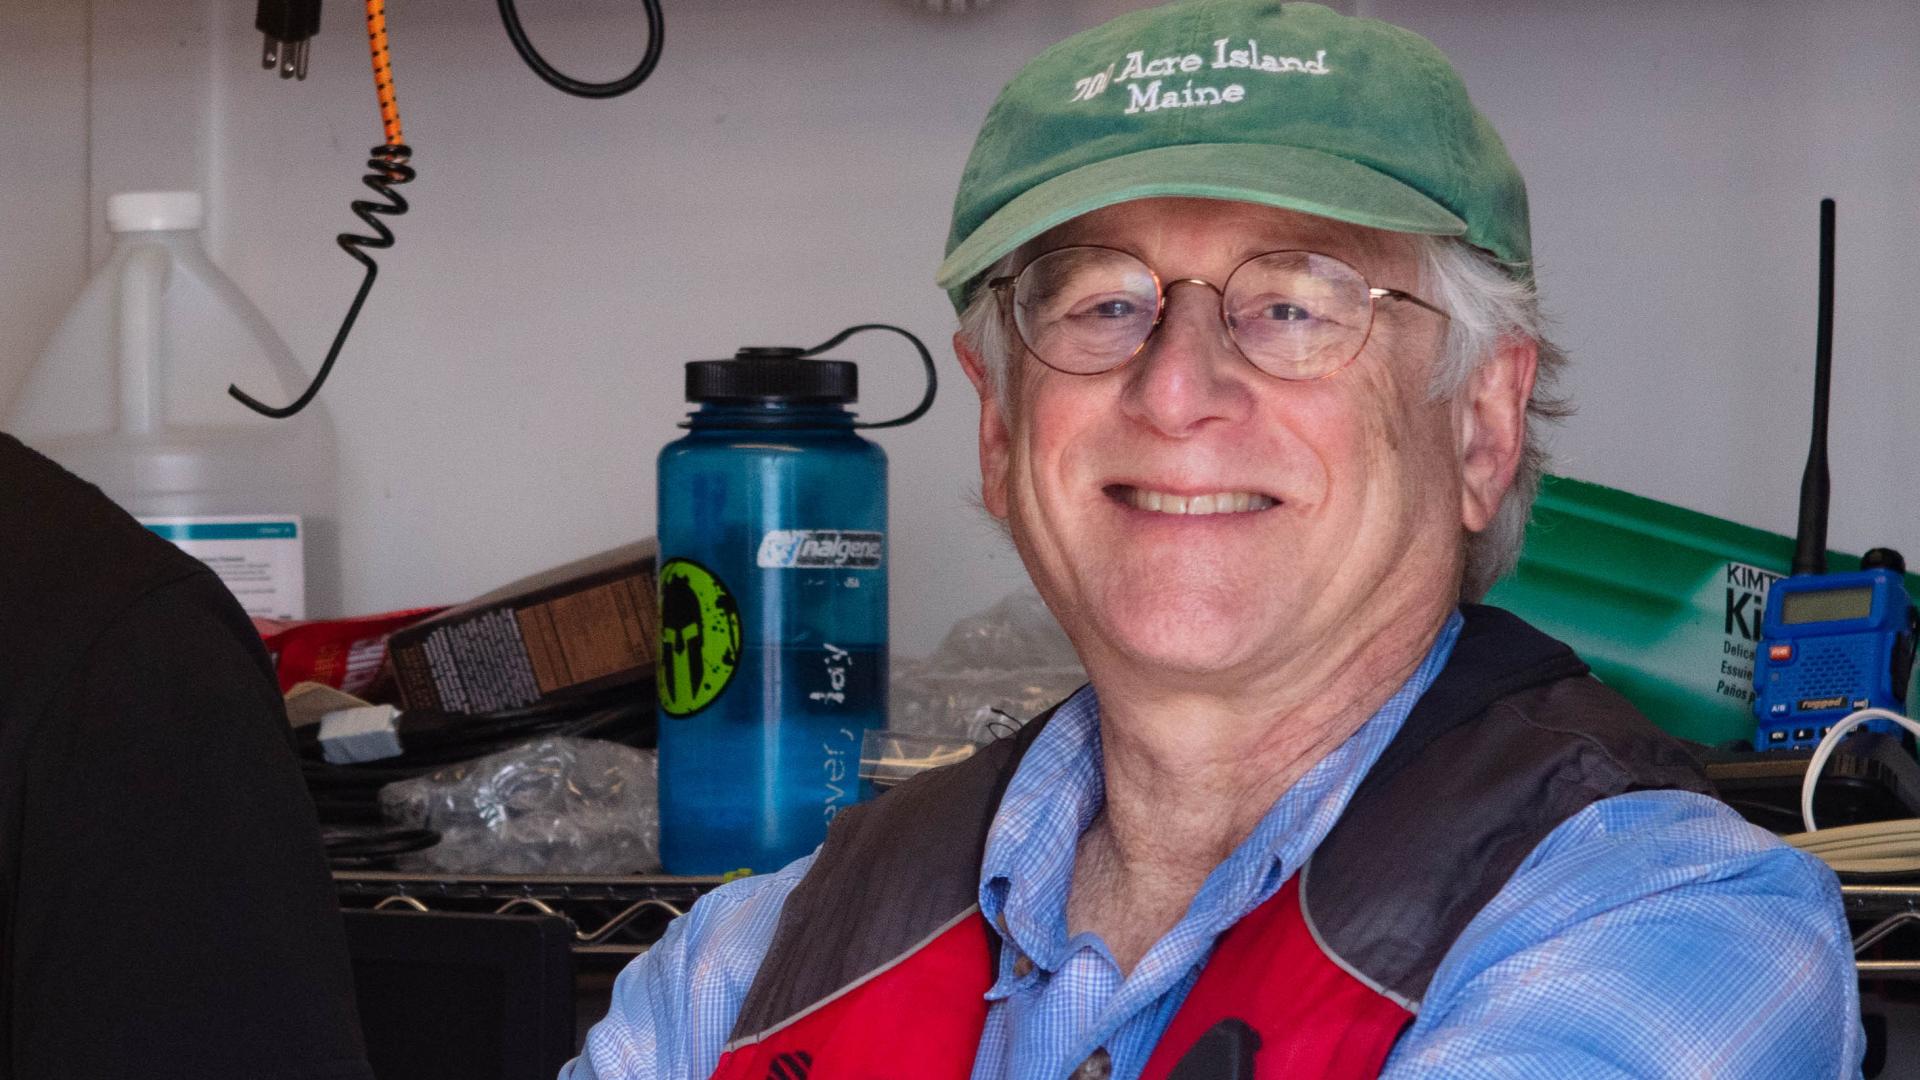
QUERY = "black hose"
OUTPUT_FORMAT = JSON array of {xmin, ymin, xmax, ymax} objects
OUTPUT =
[{"xmin": 497, "ymin": 0, "xmax": 663, "ymax": 99}]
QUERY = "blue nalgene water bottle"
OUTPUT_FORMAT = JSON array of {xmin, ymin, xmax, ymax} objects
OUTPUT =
[{"xmin": 656, "ymin": 327, "xmax": 935, "ymax": 875}]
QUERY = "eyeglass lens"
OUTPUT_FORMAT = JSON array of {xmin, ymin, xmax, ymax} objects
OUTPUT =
[{"xmin": 1008, "ymin": 247, "xmax": 1376, "ymax": 380}]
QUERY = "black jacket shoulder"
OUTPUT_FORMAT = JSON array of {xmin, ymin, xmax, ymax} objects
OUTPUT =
[{"xmin": 0, "ymin": 433, "xmax": 228, "ymax": 720}]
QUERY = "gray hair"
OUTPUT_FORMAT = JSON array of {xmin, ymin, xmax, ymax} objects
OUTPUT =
[{"xmin": 954, "ymin": 234, "xmax": 1568, "ymax": 602}]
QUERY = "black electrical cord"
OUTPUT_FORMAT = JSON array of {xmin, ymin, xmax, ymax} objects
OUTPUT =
[
  {"xmin": 497, "ymin": 0, "xmax": 664, "ymax": 99},
  {"xmin": 229, "ymin": 143, "xmax": 414, "ymax": 417},
  {"xmin": 232, "ymin": 1, "xmax": 663, "ymax": 418},
  {"xmin": 231, "ymin": 0, "xmax": 413, "ymax": 418},
  {"xmin": 323, "ymin": 825, "xmax": 442, "ymax": 866}
]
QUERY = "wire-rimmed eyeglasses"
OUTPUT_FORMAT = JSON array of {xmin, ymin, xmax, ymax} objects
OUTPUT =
[{"xmin": 987, "ymin": 245, "xmax": 1450, "ymax": 381}]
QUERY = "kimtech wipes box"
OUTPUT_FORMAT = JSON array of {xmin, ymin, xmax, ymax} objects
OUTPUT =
[{"xmin": 390, "ymin": 540, "xmax": 658, "ymax": 715}]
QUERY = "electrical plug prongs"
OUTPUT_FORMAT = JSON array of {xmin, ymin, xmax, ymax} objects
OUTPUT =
[{"xmin": 256, "ymin": 0, "xmax": 321, "ymax": 80}]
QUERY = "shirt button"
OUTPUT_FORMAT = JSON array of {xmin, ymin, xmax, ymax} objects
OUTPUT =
[
  {"xmin": 1011, "ymin": 954, "xmax": 1034, "ymax": 978},
  {"xmin": 1070, "ymin": 1048, "xmax": 1111, "ymax": 1080}
]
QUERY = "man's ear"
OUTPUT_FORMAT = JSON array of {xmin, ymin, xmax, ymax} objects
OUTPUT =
[
  {"xmin": 1457, "ymin": 336, "xmax": 1538, "ymax": 534},
  {"xmin": 953, "ymin": 331, "xmax": 1012, "ymax": 520}
]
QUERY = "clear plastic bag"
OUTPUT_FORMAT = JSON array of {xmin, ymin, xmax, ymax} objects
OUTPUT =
[
  {"xmin": 379, "ymin": 737, "xmax": 659, "ymax": 874},
  {"xmin": 888, "ymin": 588, "xmax": 1087, "ymax": 746}
]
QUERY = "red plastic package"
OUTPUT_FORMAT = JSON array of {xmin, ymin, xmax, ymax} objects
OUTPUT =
[{"xmin": 252, "ymin": 608, "xmax": 445, "ymax": 696}]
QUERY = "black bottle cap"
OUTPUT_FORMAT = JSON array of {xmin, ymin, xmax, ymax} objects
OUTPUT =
[
  {"xmin": 685, "ymin": 347, "xmax": 857, "ymax": 405},
  {"xmin": 1862, "ymin": 548, "xmax": 1906, "ymax": 575}
]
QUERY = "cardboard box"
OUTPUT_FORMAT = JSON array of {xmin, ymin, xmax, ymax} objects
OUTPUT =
[{"xmin": 390, "ymin": 540, "xmax": 657, "ymax": 715}]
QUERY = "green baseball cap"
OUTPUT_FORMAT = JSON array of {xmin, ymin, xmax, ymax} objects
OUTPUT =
[{"xmin": 936, "ymin": 0, "xmax": 1530, "ymax": 309}]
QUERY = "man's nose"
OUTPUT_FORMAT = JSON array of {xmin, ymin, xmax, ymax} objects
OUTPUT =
[{"xmin": 1118, "ymin": 281, "xmax": 1257, "ymax": 436}]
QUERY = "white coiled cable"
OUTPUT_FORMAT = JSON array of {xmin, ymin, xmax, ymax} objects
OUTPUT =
[{"xmin": 1782, "ymin": 707, "xmax": 1920, "ymax": 876}]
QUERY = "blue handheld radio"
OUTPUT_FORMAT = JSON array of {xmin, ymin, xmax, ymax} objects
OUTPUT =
[
  {"xmin": 1752, "ymin": 564, "xmax": 1916, "ymax": 749},
  {"xmin": 1750, "ymin": 199, "xmax": 1918, "ymax": 751}
]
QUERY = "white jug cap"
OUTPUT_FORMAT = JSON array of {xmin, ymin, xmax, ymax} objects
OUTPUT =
[{"xmin": 108, "ymin": 191, "xmax": 205, "ymax": 232}]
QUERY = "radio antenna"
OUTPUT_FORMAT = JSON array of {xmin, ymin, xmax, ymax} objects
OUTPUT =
[{"xmin": 1792, "ymin": 198, "xmax": 1837, "ymax": 577}]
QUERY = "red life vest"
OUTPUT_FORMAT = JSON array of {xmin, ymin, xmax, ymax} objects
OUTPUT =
[
  {"xmin": 709, "ymin": 607, "xmax": 1710, "ymax": 1080},
  {"xmin": 712, "ymin": 877, "xmax": 1411, "ymax": 1080}
]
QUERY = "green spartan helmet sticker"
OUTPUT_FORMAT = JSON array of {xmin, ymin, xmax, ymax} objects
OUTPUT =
[{"xmin": 657, "ymin": 558, "xmax": 743, "ymax": 717}]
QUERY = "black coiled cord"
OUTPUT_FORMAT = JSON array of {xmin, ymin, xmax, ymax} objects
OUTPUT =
[
  {"xmin": 228, "ymin": 143, "xmax": 416, "ymax": 418},
  {"xmin": 498, "ymin": 0, "xmax": 664, "ymax": 99},
  {"xmin": 229, "ymin": 0, "xmax": 660, "ymax": 418}
]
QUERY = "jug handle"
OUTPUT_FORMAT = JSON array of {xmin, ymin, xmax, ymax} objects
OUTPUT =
[{"xmin": 117, "ymin": 244, "xmax": 172, "ymax": 436}]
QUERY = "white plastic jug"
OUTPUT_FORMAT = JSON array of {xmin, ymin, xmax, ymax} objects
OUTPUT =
[{"xmin": 6, "ymin": 191, "xmax": 339, "ymax": 618}]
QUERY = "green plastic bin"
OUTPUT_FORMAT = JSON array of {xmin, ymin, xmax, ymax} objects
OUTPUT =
[{"xmin": 1485, "ymin": 475, "xmax": 1920, "ymax": 748}]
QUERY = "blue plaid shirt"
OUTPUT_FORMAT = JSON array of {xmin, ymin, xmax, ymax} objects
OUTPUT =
[{"xmin": 565, "ymin": 612, "xmax": 1864, "ymax": 1079}]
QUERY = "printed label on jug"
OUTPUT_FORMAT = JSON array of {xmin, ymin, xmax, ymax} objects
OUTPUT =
[
  {"xmin": 142, "ymin": 515, "xmax": 304, "ymax": 620},
  {"xmin": 657, "ymin": 558, "xmax": 742, "ymax": 717},
  {"xmin": 755, "ymin": 530, "xmax": 885, "ymax": 570}
]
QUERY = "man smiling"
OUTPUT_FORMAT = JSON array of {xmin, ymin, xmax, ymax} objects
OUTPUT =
[{"xmin": 566, "ymin": 3, "xmax": 1861, "ymax": 1077}]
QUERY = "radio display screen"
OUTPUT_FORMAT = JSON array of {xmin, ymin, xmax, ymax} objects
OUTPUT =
[{"xmin": 1781, "ymin": 586, "xmax": 1873, "ymax": 625}]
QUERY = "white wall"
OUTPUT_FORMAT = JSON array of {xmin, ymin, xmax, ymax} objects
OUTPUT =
[
  {"xmin": 3, "ymin": 0, "xmax": 1915, "ymax": 655},
  {"xmin": 0, "ymin": 0, "xmax": 88, "ymax": 415},
  {"xmin": 1373, "ymin": 0, "xmax": 1920, "ymax": 563}
]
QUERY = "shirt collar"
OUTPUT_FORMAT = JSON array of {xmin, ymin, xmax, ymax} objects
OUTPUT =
[{"xmin": 978, "ymin": 610, "xmax": 1465, "ymax": 978}]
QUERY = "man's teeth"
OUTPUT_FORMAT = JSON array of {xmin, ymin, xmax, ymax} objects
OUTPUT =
[{"xmin": 1124, "ymin": 488, "xmax": 1276, "ymax": 515}]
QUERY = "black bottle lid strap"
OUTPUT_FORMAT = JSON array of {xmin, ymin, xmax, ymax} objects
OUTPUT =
[{"xmin": 800, "ymin": 323, "xmax": 937, "ymax": 430}]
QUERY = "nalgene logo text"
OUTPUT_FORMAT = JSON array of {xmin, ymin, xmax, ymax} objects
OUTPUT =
[{"xmin": 756, "ymin": 530, "xmax": 885, "ymax": 570}]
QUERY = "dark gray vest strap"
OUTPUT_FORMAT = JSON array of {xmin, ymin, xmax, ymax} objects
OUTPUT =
[
  {"xmin": 1302, "ymin": 605, "xmax": 1713, "ymax": 1009},
  {"xmin": 727, "ymin": 708, "xmax": 1054, "ymax": 1042}
]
